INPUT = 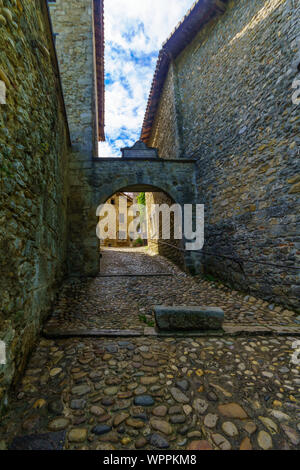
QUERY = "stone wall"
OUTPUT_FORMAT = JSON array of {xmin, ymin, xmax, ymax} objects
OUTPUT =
[
  {"xmin": 149, "ymin": 64, "xmax": 182, "ymax": 160},
  {"xmin": 48, "ymin": 0, "xmax": 96, "ymax": 156},
  {"xmin": 0, "ymin": 0, "xmax": 70, "ymax": 412},
  {"xmin": 148, "ymin": 0, "xmax": 300, "ymax": 310}
]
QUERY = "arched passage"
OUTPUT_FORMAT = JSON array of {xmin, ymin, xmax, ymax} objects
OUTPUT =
[
  {"xmin": 67, "ymin": 157, "xmax": 198, "ymax": 276},
  {"xmin": 98, "ymin": 184, "xmax": 186, "ymax": 270}
]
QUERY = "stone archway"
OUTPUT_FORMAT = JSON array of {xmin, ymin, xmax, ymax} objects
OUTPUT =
[
  {"xmin": 99, "ymin": 183, "xmax": 187, "ymax": 269},
  {"xmin": 67, "ymin": 150, "xmax": 198, "ymax": 277}
]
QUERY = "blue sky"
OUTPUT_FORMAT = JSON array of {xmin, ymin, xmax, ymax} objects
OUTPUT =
[{"xmin": 98, "ymin": 0, "xmax": 196, "ymax": 158}]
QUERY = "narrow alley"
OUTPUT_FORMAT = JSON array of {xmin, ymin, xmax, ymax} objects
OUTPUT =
[{"xmin": 1, "ymin": 0, "xmax": 299, "ymax": 455}]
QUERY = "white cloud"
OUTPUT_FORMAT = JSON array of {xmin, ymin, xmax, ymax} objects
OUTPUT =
[{"xmin": 99, "ymin": 0, "xmax": 195, "ymax": 158}]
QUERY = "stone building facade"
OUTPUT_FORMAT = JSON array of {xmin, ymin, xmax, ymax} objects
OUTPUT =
[
  {"xmin": 101, "ymin": 192, "xmax": 134, "ymax": 248},
  {"xmin": 0, "ymin": 0, "xmax": 71, "ymax": 412},
  {"xmin": 142, "ymin": 0, "xmax": 300, "ymax": 309},
  {"xmin": 48, "ymin": 0, "xmax": 108, "ymax": 279},
  {"xmin": 48, "ymin": 0, "xmax": 105, "ymax": 155}
]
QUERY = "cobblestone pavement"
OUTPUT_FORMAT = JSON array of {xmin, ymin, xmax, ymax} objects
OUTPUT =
[
  {"xmin": 2, "ymin": 249, "xmax": 300, "ymax": 450},
  {"xmin": 100, "ymin": 247, "xmax": 172, "ymax": 275},
  {"xmin": 1, "ymin": 336, "xmax": 300, "ymax": 450},
  {"xmin": 45, "ymin": 248, "xmax": 299, "ymax": 333}
]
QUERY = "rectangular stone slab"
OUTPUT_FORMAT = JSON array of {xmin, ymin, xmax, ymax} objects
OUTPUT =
[{"xmin": 154, "ymin": 306, "xmax": 224, "ymax": 331}]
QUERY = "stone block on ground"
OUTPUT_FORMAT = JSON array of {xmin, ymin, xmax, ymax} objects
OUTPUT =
[{"xmin": 154, "ymin": 305, "xmax": 224, "ymax": 331}]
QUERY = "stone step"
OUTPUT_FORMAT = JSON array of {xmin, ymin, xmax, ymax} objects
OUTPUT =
[
  {"xmin": 42, "ymin": 325, "xmax": 300, "ymax": 339},
  {"xmin": 43, "ymin": 328, "xmax": 143, "ymax": 338},
  {"xmin": 98, "ymin": 273, "xmax": 174, "ymax": 277}
]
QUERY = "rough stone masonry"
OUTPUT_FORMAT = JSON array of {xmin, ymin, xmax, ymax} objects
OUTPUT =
[
  {"xmin": 0, "ymin": 0, "xmax": 70, "ymax": 413},
  {"xmin": 143, "ymin": 0, "xmax": 300, "ymax": 310},
  {"xmin": 48, "ymin": 0, "xmax": 99, "ymax": 156}
]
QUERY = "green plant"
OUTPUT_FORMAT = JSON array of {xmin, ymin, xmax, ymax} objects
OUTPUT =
[
  {"xmin": 137, "ymin": 192, "xmax": 146, "ymax": 220},
  {"xmin": 139, "ymin": 314, "xmax": 155, "ymax": 327},
  {"xmin": 137, "ymin": 192, "xmax": 146, "ymax": 206},
  {"xmin": 203, "ymin": 274, "xmax": 218, "ymax": 283},
  {"xmin": 133, "ymin": 237, "xmax": 144, "ymax": 247}
]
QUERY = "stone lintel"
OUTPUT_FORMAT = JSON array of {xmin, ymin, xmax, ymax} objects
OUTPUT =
[{"xmin": 121, "ymin": 140, "xmax": 158, "ymax": 159}]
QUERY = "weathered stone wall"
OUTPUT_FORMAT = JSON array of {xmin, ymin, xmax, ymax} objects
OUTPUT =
[
  {"xmin": 149, "ymin": 64, "xmax": 182, "ymax": 160},
  {"xmin": 0, "ymin": 0, "xmax": 70, "ymax": 411},
  {"xmin": 148, "ymin": 0, "xmax": 300, "ymax": 309},
  {"xmin": 48, "ymin": 0, "xmax": 96, "ymax": 156},
  {"xmin": 146, "ymin": 191, "xmax": 185, "ymax": 269}
]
